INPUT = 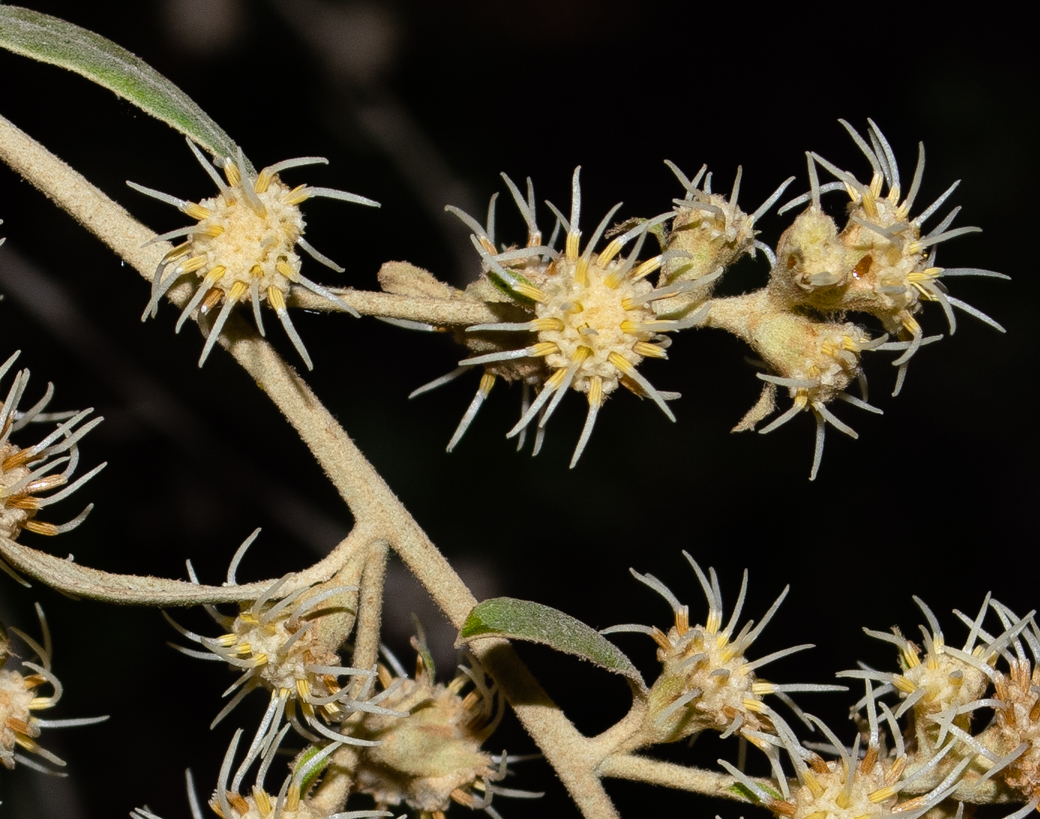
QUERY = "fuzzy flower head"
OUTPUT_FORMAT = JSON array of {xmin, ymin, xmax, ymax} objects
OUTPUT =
[
  {"xmin": 605, "ymin": 552, "xmax": 843, "ymax": 749},
  {"xmin": 0, "ymin": 352, "xmax": 104, "ymax": 554},
  {"xmin": 952, "ymin": 601, "xmax": 1040, "ymax": 818},
  {"xmin": 350, "ymin": 635, "xmax": 530, "ymax": 819},
  {"xmin": 168, "ymin": 531, "xmax": 373, "ymax": 746},
  {"xmin": 130, "ymin": 139, "xmax": 379, "ymax": 369},
  {"xmin": 841, "ymin": 595, "xmax": 1028, "ymax": 758},
  {"xmin": 750, "ymin": 318, "xmax": 888, "ymax": 481},
  {"xmin": 193, "ymin": 727, "xmax": 395, "ymax": 819},
  {"xmin": 435, "ymin": 168, "xmax": 709, "ymax": 467},
  {"xmin": 664, "ymin": 161, "xmax": 793, "ymax": 292},
  {"xmin": 723, "ymin": 686, "xmax": 971, "ymax": 819},
  {"xmin": 0, "ymin": 604, "xmax": 107, "ymax": 771}
]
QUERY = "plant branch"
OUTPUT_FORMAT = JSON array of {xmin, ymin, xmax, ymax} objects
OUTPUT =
[
  {"xmin": 598, "ymin": 754, "xmax": 765, "ymax": 803},
  {"xmin": 0, "ymin": 111, "xmax": 620, "ymax": 819}
]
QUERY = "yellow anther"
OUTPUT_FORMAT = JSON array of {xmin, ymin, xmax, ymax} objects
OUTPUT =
[
  {"xmin": 607, "ymin": 352, "xmax": 634, "ymax": 376},
  {"xmin": 283, "ymin": 184, "xmax": 309, "ymax": 206},
  {"xmin": 252, "ymin": 787, "xmax": 273, "ymax": 818},
  {"xmin": 529, "ymin": 342, "xmax": 559, "ymax": 358},
  {"xmin": 565, "ymin": 231, "xmax": 581, "ymax": 262},
  {"xmin": 182, "ymin": 202, "xmax": 212, "ymax": 221},
  {"xmin": 893, "ymin": 675, "xmax": 916, "ymax": 694},
  {"xmin": 227, "ymin": 280, "xmax": 249, "ymax": 303},
  {"xmin": 633, "ymin": 342, "xmax": 667, "ymax": 359},
  {"xmin": 268, "ymin": 285, "xmax": 287, "ymax": 311},
  {"xmin": 254, "ymin": 169, "xmax": 273, "ymax": 195},
  {"xmin": 202, "ymin": 264, "xmax": 227, "ymax": 283},
  {"xmin": 869, "ymin": 785, "xmax": 898, "ymax": 803},
  {"xmin": 223, "ymin": 161, "xmax": 241, "ymax": 186},
  {"xmin": 478, "ymin": 372, "xmax": 496, "ymax": 396},
  {"xmin": 513, "ymin": 283, "xmax": 547, "ymax": 303},
  {"xmin": 531, "ymin": 317, "xmax": 565, "ymax": 332},
  {"xmin": 179, "ymin": 255, "xmax": 210, "ymax": 274},
  {"xmin": 588, "ymin": 375, "xmax": 603, "ymax": 408},
  {"xmin": 574, "ymin": 256, "xmax": 590, "ymax": 286},
  {"xmin": 276, "ymin": 259, "xmax": 298, "ymax": 280},
  {"xmin": 803, "ymin": 770, "xmax": 825, "ymax": 799},
  {"xmin": 545, "ymin": 368, "xmax": 569, "ymax": 390},
  {"xmin": 598, "ymin": 238, "xmax": 624, "ymax": 267},
  {"xmin": 630, "ymin": 254, "xmax": 665, "ymax": 282}
]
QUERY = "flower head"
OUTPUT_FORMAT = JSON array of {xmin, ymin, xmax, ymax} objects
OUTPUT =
[
  {"xmin": 349, "ymin": 635, "xmax": 531, "ymax": 819},
  {"xmin": 0, "ymin": 352, "xmax": 104, "ymax": 558},
  {"xmin": 129, "ymin": 139, "xmax": 379, "ymax": 369},
  {"xmin": 427, "ymin": 168, "xmax": 710, "ymax": 467},
  {"xmin": 721, "ymin": 686, "xmax": 971, "ymax": 819},
  {"xmin": 0, "ymin": 604, "xmax": 107, "ymax": 771},
  {"xmin": 167, "ymin": 530, "xmax": 376, "ymax": 749},
  {"xmin": 605, "ymin": 552, "xmax": 844, "ymax": 749}
]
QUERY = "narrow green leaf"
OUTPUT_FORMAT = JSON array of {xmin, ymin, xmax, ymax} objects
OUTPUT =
[
  {"xmin": 458, "ymin": 597, "xmax": 643, "ymax": 685},
  {"xmin": 728, "ymin": 781, "xmax": 783, "ymax": 802},
  {"xmin": 0, "ymin": 6, "xmax": 239, "ymax": 161}
]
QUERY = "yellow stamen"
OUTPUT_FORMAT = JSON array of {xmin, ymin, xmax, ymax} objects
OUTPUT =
[
  {"xmin": 630, "ymin": 254, "xmax": 664, "ymax": 282},
  {"xmin": 574, "ymin": 256, "xmax": 590, "ymax": 286},
  {"xmin": 178, "ymin": 255, "xmax": 210, "ymax": 274},
  {"xmin": 283, "ymin": 184, "xmax": 309, "ymax": 206},
  {"xmin": 893, "ymin": 675, "xmax": 916, "ymax": 694},
  {"xmin": 634, "ymin": 342, "xmax": 667, "ymax": 359},
  {"xmin": 478, "ymin": 372, "xmax": 496, "ymax": 396},
  {"xmin": 182, "ymin": 202, "xmax": 212, "ymax": 221},
  {"xmin": 803, "ymin": 770, "xmax": 825, "ymax": 798},
  {"xmin": 598, "ymin": 238, "xmax": 624, "ymax": 267},
  {"xmin": 23, "ymin": 521, "xmax": 58, "ymax": 536},
  {"xmin": 588, "ymin": 375, "xmax": 603, "ymax": 408},
  {"xmin": 227, "ymin": 280, "xmax": 249, "ymax": 303},
  {"xmin": 532, "ymin": 317, "xmax": 565, "ymax": 332},
  {"xmin": 224, "ymin": 162, "xmax": 241, "ymax": 187},
  {"xmin": 513, "ymin": 283, "xmax": 547, "ymax": 303},
  {"xmin": 529, "ymin": 341, "xmax": 559, "ymax": 358},
  {"xmin": 565, "ymin": 231, "xmax": 580, "ymax": 262},
  {"xmin": 607, "ymin": 352, "xmax": 635, "ymax": 377},
  {"xmin": 252, "ymin": 787, "xmax": 273, "ymax": 818}
]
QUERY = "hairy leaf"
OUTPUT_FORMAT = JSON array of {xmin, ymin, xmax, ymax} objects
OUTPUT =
[
  {"xmin": 458, "ymin": 597, "xmax": 644, "ymax": 685},
  {"xmin": 0, "ymin": 6, "xmax": 240, "ymax": 162}
]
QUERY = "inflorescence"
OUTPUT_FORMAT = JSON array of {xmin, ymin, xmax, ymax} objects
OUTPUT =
[
  {"xmin": 0, "ymin": 604, "xmax": 107, "ymax": 772},
  {"xmin": 129, "ymin": 139, "xmax": 379, "ymax": 369},
  {"xmin": 0, "ymin": 351, "xmax": 104, "ymax": 572},
  {"xmin": 404, "ymin": 120, "xmax": 1005, "ymax": 477}
]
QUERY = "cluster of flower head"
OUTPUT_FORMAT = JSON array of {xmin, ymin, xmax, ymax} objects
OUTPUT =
[
  {"xmin": 129, "ymin": 139, "xmax": 378, "ymax": 369},
  {"xmin": 163, "ymin": 532, "xmax": 521, "ymax": 819},
  {"xmin": 0, "ymin": 351, "xmax": 104, "ymax": 580},
  {"xmin": 404, "ymin": 120, "xmax": 1005, "ymax": 477},
  {"xmin": 713, "ymin": 592, "xmax": 1040, "ymax": 819}
]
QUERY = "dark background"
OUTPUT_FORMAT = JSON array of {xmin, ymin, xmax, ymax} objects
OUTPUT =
[{"xmin": 0, "ymin": 1, "xmax": 1036, "ymax": 816}]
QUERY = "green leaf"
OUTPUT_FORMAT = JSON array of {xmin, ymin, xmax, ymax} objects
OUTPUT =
[
  {"xmin": 0, "ymin": 6, "xmax": 240, "ymax": 162},
  {"xmin": 458, "ymin": 597, "xmax": 644, "ymax": 685},
  {"xmin": 728, "ymin": 781, "xmax": 783, "ymax": 803}
]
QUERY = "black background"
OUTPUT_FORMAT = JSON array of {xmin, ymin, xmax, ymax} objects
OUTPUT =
[{"xmin": 0, "ymin": 1, "xmax": 1036, "ymax": 817}]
